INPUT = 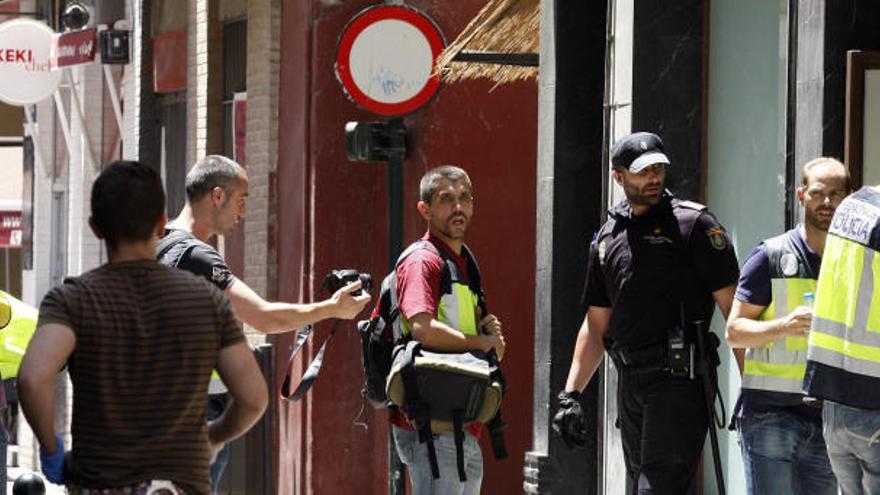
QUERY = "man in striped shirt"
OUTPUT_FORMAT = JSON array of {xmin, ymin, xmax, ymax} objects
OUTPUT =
[{"xmin": 19, "ymin": 161, "xmax": 268, "ymax": 495}]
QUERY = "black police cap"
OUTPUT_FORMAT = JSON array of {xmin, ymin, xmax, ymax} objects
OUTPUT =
[{"xmin": 610, "ymin": 132, "xmax": 670, "ymax": 173}]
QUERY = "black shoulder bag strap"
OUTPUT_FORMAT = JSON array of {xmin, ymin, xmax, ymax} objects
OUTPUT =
[
  {"xmin": 674, "ymin": 202, "xmax": 727, "ymax": 495},
  {"xmin": 452, "ymin": 408, "xmax": 467, "ymax": 482},
  {"xmin": 673, "ymin": 205, "xmax": 726, "ymax": 415},
  {"xmin": 460, "ymin": 244, "xmax": 508, "ymax": 461},
  {"xmin": 280, "ymin": 322, "xmax": 337, "ymax": 401},
  {"xmin": 399, "ymin": 342, "xmax": 440, "ymax": 479},
  {"xmin": 389, "ymin": 240, "xmax": 439, "ymax": 340},
  {"xmin": 460, "ymin": 244, "xmax": 487, "ymax": 315}
]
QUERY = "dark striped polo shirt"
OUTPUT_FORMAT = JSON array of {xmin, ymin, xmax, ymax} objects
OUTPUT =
[{"xmin": 37, "ymin": 260, "xmax": 244, "ymax": 495}]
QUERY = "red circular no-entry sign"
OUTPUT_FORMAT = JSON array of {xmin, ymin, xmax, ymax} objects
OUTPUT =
[{"xmin": 335, "ymin": 5, "xmax": 445, "ymax": 117}]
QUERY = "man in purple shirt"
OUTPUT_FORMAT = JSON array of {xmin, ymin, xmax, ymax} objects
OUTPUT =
[{"xmin": 726, "ymin": 157, "xmax": 850, "ymax": 494}]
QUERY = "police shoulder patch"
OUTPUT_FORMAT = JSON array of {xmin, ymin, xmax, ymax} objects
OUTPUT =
[
  {"xmin": 678, "ymin": 200, "xmax": 707, "ymax": 211},
  {"xmin": 706, "ymin": 227, "xmax": 728, "ymax": 250}
]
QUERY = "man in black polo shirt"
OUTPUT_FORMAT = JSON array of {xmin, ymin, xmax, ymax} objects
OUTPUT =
[
  {"xmin": 553, "ymin": 132, "xmax": 739, "ymax": 494},
  {"xmin": 159, "ymin": 155, "xmax": 370, "ymax": 493}
]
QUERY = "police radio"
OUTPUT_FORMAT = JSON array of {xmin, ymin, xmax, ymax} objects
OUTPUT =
[{"xmin": 667, "ymin": 325, "xmax": 694, "ymax": 379}]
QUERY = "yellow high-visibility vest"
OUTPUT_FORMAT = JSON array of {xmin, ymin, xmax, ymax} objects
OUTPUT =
[
  {"xmin": 398, "ymin": 241, "xmax": 483, "ymax": 338},
  {"xmin": 806, "ymin": 187, "xmax": 880, "ymax": 407},
  {"xmin": 0, "ymin": 292, "xmax": 10, "ymax": 329},
  {"xmin": 743, "ymin": 278, "xmax": 815, "ymax": 393},
  {"xmin": 742, "ymin": 230, "xmax": 817, "ymax": 395},
  {"xmin": 809, "ymin": 234, "xmax": 880, "ymax": 375}
]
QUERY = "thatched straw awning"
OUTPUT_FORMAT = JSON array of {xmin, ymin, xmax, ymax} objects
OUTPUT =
[{"xmin": 435, "ymin": 0, "xmax": 539, "ymax": 85}]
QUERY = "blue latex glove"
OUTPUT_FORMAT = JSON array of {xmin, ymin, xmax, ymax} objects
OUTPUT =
[{"xmin": 39, "ymin": 433, "xmax": 65, "ymax": 484}]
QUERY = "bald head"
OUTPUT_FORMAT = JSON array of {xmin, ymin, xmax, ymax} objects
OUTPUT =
[
  {"xmin": 798, "ymin": 157, "xmax": 851, "ymax": 232},
  {"xmin": 802, "ymin": 157, "xmax": 850, "ymax": 190}
]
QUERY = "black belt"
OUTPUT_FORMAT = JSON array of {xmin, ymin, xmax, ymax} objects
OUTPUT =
[{"xmin": 607, "ymin": 343, "xmax": 667, "ymax": 371}]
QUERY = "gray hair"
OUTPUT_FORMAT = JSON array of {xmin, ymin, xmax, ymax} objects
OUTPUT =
[
  {"xmin": 419, "ymin": 165, "xmax": 472, "ymax": 203},
  {"xmin": 185, "ymin": 155, "xmax": 246, "ymax": 202}
]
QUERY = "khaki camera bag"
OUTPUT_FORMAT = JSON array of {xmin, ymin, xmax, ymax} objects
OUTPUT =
[{"xmin": 386, "ymin": 341, "xmax": 505, "ymax": 481}]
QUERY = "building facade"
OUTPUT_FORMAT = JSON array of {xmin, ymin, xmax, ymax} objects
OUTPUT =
[{"xmin": 8, "ymin": 0, "xmax": 880, "ymax": 494}]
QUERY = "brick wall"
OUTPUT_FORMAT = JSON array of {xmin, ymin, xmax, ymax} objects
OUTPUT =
[
  {"xmin": 187, "ymin": 0, "xmax": 273, "ymax": 343},
  {"xmin": 187, "ymin": 0, "xmax": 224, "ymax": 164},
  {"xmin": 244, "ymin": 0, "xmax": 281, "ymax": 313}
]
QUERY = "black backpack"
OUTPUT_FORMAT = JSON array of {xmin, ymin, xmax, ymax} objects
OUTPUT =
[
  {"xmin": 356, "ymin": 240, "xmax": 508, "ymax": 481},
  {"xmin": 356, "ymin": 240, "xmax": 485, "ymax": 408}
]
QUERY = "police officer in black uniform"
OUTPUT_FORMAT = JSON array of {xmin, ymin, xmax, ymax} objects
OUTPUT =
[{"xmin": 552, "ymin": 132, "xmax": 740, "ymax": 494}]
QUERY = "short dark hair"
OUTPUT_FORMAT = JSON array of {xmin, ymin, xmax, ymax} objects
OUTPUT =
[
  {"xmin": 419, "ymin": 165, "xmax": 472, "ymax": 203},
  {"xmin": 91, "ymin": 161, "xmax": 165, "ymax": 249},
  {"xmin": 185, "ymin": 155, "xmax": 246, "ymax": 202}
]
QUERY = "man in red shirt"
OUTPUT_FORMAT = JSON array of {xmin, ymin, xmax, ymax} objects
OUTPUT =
[{"xmin": 390, "ymin": 165, "xmax": 506, "ymax": 495}]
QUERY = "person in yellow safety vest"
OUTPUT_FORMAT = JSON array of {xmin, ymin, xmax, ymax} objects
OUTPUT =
[
  {"xmin": 726, "ymin": 157, "xmax": 850, "ymax": 495},
  {"xmin": 0, "ymin": 290, "xmax": 38, "ymax": 379},
  {"xmin": 388, "ymin": 165, "xmax": 506, "ymax": 495},
  {"xmin": 0, "ymin": 289, "xmax": 34, "ymax": 493},
  {"xmin": 804, "ymin": 178, "xmax": 880, "ymax": 495},
  {"xmin": 0, "ymin": 290, "xmax": 7, "ymax": 492},
  {"xmin": 0, "ymin": 290, "xmax": 37, "ymax": 482}
]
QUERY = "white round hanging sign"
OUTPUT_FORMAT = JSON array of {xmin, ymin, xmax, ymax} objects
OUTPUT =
[{"xmin": 0, "ymin": 19, "xmax": 62, "ymax": 106}]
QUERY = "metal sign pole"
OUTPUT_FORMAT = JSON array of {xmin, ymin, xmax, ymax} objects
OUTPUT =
[
  {"xmin": 342, "ymin": 116, "xmax": 409, "ymax": 495},
  {"xmin": 386, "ymin": 117, "xmax": 405, "ymax": 269},
  {"xmin": 338, "ymin": 7, "xmax": 433, "ymax": 486},
  {"xmin": 385, "ymin": 117, "xmax": 406, "ymax": 495}
]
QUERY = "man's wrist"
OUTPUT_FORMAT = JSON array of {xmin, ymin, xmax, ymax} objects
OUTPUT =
[
  {"xmin": 472, "ymin": 334, "xmax": 492, "ymax": 352},
  {"xmin": 312, "ymin": 298, "xmax": 337, "ymax": 322},
  {"xmin": 560, "ymin": 390, "xmax": 581, "ymax": 402},
  {"xmin": 39, "ymin": 433, "xmax": 59, "ymax": 455},
  {"xmin": 771, "ymin": 317, "xmax": 788, "ymax": 339}
]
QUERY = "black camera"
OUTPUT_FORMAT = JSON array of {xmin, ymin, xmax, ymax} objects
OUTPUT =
[{"xmin": 322, "ymin": 269, "xmax": 373, "ymax": 296}]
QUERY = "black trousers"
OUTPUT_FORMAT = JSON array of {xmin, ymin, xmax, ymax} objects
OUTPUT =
[{"xmin": 618, "ymin": 369, "xmax": 710, "ymax": 495}]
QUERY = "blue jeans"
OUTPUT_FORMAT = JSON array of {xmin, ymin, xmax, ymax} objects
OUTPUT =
[
  {"xmin": 210, "ymin": 443, "xmax": 230, "ymax": 494},
  {"xmin": 0, "ymin": 419, "xmax": 7, "ymax": 495},
  {"xmin": 823, "ymin": 401, "xmax": 880, "ymax": 495},
  {"xmin": 392, "ymin": 425, "xmax": 482, "ymax": 495},
  {"xmin": 207, "ymin": 394, "xmax": 229, "ymax": 494},
  {"xmin": 738, "ymin": 408, "xmax": 837, "ymax": 495}
]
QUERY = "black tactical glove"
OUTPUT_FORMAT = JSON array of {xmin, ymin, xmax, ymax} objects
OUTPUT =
[{"xmin": 552, "ymin": 390, "xmax": 587, "ymax": 448}]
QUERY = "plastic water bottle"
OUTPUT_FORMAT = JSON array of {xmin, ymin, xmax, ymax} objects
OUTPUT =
[
  {"xmin": 801, "ymin": 291, "xmax": 823, "ymax": 409},
  {"xmin": 802, "ymin": 292, "xmax": 815, "ymax": 334},
  {"xmin": 803, "ymin": 292, "xmax": 815, "ymax": 309}
]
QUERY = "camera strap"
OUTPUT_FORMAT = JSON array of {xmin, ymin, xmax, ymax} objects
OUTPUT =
[{"xmin": 280, "ymin": 320, "xmax": 342, "ymax": 401}]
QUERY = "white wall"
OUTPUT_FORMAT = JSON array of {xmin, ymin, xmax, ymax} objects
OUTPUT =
[
  {"xmin": 0, "ymin": 147, "xmax": 23, "ymax": 202},
  {"xmin": 705, "ymin": 0, "xmax": 789, "ymax": 493}
]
